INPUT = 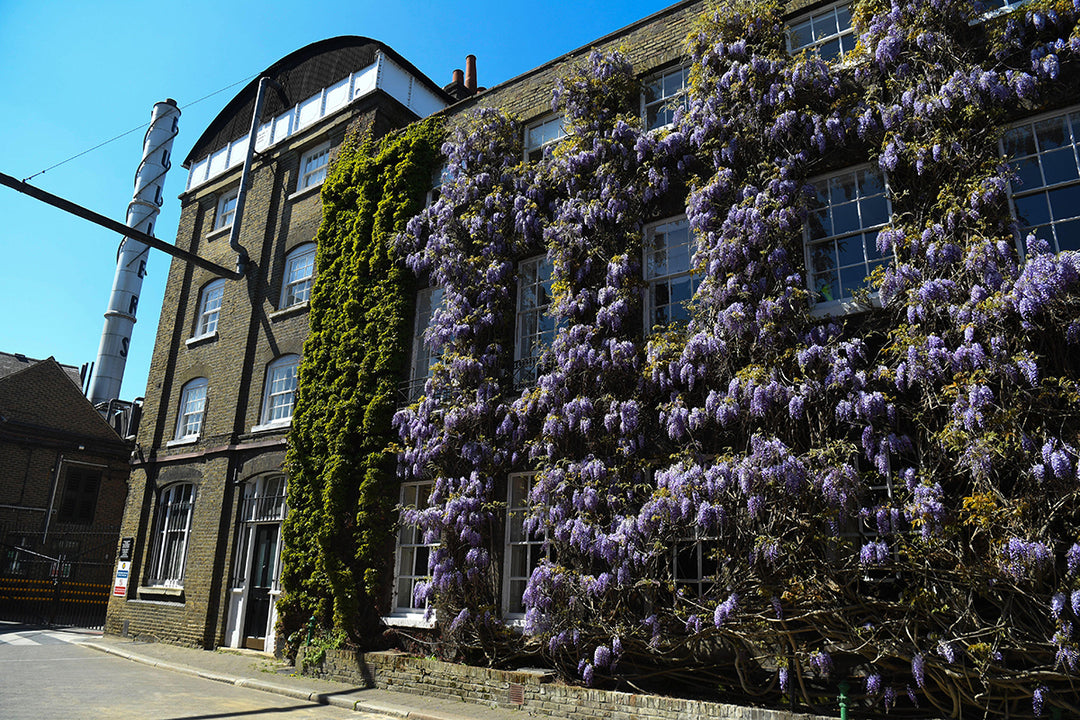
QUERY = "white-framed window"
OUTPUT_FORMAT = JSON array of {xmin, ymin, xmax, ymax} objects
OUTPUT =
[
  {"xmin": 214, "ymin": 187, "xmax": 239, "ymax": 230},
  {"xmin": 297, "ymin": 143, "xmax": 330, "ymax": 191},
  {"xmin": 503, "ymin": 473, "xmax": 546, "ymax": 617},
  {"xmin": 788, "ymin": 2, "xmax": 856, "ymax": 61},
  {"xmin": 643, "ymin": 65, "xmax": 689, "ymax": 131},
  {"xmin": 1003, "ymin": 109, "xmax": 1080, "ymax": 254},
  {"xmin": 805, "ymin": 165, "xmax": 892, "ymax": 310},
  {"xmin": 645, "ymin": 216, "xmax": 699, "ymax": 330},
  {"xmin": 229, "ymin": 475, "xmax": 287, "ymax": 589},
  {"xmin": 674, "ymin": 532, "xmax": 720, "ymax": 598},
  {"xmin": 979, "ymin": 0, "xmax": 1025, "ymax": 13},
  {"xmin": 259, "ymin": 355, "xmax": 299, "ymax": 427},
  {"xmin": 406, "ymin": 286, "xmax": 444, "ymax": 402},
  {"xmin": 425, "ymin": 164, "xmax": 452, "ymax": 207},
  {"xmin": 394, "ymin": 481, "xmax": 435, "ymax": 613},
  {"xmin": 194, "ymin": 279, "xmax": 225, "ymax": 337},
  {"xmin": 515, "ymin": 255, "xmax": 555, "ymax": 389},
  {"xmin": 280, "ymin": 243, "xmax": 316, "ymax": 308},
  {"xmin": 525, "ymin": 115, "xmax": 566, "ymax": 162},
  {"xmin": 146, "ymin": 483, "xmax": 196, "ymax": 588},
  {"xmin": 175, "ymin": 378, "xmax": 208, "ymax": 440}
]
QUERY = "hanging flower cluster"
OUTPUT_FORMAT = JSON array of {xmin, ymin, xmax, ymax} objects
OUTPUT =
[{"xmin": 387, "ymin": 0, "xmax": 1080, "ymax": 716}]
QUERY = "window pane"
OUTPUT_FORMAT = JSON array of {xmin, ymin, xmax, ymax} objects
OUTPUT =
[
  {"xmin": 1015, "ymin": 194, "xmax": 1051, "ymax": 227},
  {"xmin": 1041, "ymin": 147, "xmax": 1079, "ymax": 186}
]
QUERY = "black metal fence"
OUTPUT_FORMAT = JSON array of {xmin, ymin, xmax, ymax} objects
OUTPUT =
[{"xmin": 0, "ymin": 521, "xmax": 119, "ymax": 630}]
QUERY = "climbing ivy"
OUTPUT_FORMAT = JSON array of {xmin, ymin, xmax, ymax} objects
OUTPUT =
[{"xmin": 278, "ymin": 116, "xmax": 444, "ymax": 647}]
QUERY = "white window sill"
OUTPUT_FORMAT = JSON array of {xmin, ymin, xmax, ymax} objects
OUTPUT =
[
  {"xmin": 251, "ymin": 420, "xmax": 292, "ymax": 434},
  {"xmin": 186, "ymin": 332, "xmax": 218, "ymax": 348},
  {"xmin": 166, "ymin": 436, "xmax": 199, "ymax": 448},
  {"xmin": 207, "ymin": 224, "xmax": 232, "ymax": 241},
  {"xmin": 137, "ymin": 585, "xmax": 184, "ymax": 598},
  {"xmin": 809, "ymin": 293, "xmax": 880, "ymax": 318},
  {"xmin": 269, "ymin": 301, "xmax": 310, "ymax": 321},
  {"xmin": 289, "ymin": 181, "xmax": 324, "ymax": 202},
  {"xmin": 382, "ymin": 612, "xmax": 436, "ymax": 629}
]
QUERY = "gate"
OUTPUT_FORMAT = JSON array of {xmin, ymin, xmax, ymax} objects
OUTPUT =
[{"xmin": 0, "ymin": 521, "xmax": 119, "ymax": 630}]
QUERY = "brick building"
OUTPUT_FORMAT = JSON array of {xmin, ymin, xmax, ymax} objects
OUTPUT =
[
  {"xmin": 0, "ymin": 352, "xmax": 130, "ymax": 626},
  {"xmin": 105, "ymin": 37, "xmax": 450, "ymax": 652},
  {"xmin": 105, "ymin": 0, "xmax": 840, "ymax": 652}
]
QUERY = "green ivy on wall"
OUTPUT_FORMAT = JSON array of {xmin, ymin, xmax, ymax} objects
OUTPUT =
[{"xmin": 278, "ymin": 116, "xmax": 444, "ymax": 647}]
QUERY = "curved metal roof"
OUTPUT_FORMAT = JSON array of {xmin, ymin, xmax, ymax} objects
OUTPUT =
[{"xmin": 184, "ymin": 36, "xmax": 449, "ymax": 166}]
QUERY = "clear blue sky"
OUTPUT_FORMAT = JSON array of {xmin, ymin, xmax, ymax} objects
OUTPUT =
[{"xmin": 0, "ymin": 0, "xmax": 676, "ymax": 400}]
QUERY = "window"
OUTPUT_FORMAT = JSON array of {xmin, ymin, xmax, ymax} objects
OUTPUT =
[
  {"xmin": 805, "ymin": 166, "xmax": 892, "ymax": 308},
  {"xmin": 674, "ymin": 532, "xmax": 720, "ymax": 598},
  {"xmin": 214, "ymin": 187, "xmax": 239, "ymax": 230},
  {"xmin": 394, "ymin": 481, "xmax": 434, "ymax": 613},
  {"xmin": 788, "ymin": 2, "xmax": 856, "ymax": 61},
  {"xmin": 175, "ymin": 378, "xmax": 208, "ymax": 440},
  {"xmin": 280, "ymin": 244, "xmax": 316, "ymax": 308},
  {"xmin": 1003, "ymin": 109, "xmax": 1080, "ymax": 254},
  {"xmin": 297, "ymin": 143, "xmax": 330, "ymax": 191},
  {"xmin": 515, "ymin": 255, "xmax": 555, "ymax": 388},
  {"xmin": 406, "ymin": 286, "xmax": 444, "ymax": 402},
  {"xmin": 504, "ymin": 473, "xmax": 546, "ymax": 616},
  {"xmin": 57, "ymin": 465, "xmax": 101, "ymax": 525},
  {"xmin": 978, "ymin": 0, "xmax": 1025, "ymax": 13},
  {"xmin": 525, "ymin": 115, "xmax": 566, "ymax": 162},
  {"xmin": 643, "ymin": 66, "xmax": 689, "ymax": 131},
  {"xmin": 194, "ymin": 279, "xmax": 225, "ymax": 337},
  {"xmin": 426, "ymin": 164, "xmax": 452, "ymax": 207},
  {"xmin": 3, "ymin": 535, "xmax": 31, "ymax": 576},
  {"xmin": 146, "ymin": 483, "xmax": 196, "ymax": 587},
  {"xmin": 645, "ymin": 217, "xmax": 699, "ymax": 329},
  {"xmin": 230, "ymin": 476, "xmax": 287, "ymax": 588},
  {"xmin": 260, "ymin": 355, "xmax": 299, "ymax": 426}
]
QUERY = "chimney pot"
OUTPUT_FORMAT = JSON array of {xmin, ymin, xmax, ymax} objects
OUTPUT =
[
  {"xmin": 465, "ymin": 55, "xmax": 477, "ymax": 92},
  {"xmin": 452, "ymin": 68, "xmax": 464, "ymax": 86}
]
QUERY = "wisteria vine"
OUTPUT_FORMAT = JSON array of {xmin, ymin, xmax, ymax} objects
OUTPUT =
[{"xmin": 387, "ymin": 0, "xmax": 1080, "ymax": 716}]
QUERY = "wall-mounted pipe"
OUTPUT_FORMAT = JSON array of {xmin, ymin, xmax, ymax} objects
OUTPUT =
[{"xmin": 226, "ymin": 77, "xmax": 278, "ymax": 278}]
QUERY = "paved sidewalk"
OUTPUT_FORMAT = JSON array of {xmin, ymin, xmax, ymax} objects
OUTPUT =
[{"xmin": 82, "ymin": 635, "xmax": 528, "ymax": 720}]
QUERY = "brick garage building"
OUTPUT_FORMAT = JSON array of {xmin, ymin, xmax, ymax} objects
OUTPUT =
[
  {"xmin": 0, "ymin": 352, "xmax": 130, "ymax": 627},
  {"xmin": 105, "ymin": 37, "xmax": 450, "ymax": 652}
]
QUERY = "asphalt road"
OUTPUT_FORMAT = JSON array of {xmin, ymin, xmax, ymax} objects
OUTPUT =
[{"xmin": 0, "ymin": 624, "xmax": 385, "ymax": 720}]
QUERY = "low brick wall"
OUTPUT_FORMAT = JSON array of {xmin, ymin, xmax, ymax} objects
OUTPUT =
[{"xmin": 298, "ymin": 647, "xmax": 838, "ymax": 720}]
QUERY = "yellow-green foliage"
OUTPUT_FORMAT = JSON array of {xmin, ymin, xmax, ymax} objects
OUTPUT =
[{"xmin": 278, "ymin": 116, "xmax": 444, "ymax": 645}]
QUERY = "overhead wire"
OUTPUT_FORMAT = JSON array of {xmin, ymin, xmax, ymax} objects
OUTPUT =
[{"xmin": 21, "ymin": 73, "xmax": 259, "ymax": 184}]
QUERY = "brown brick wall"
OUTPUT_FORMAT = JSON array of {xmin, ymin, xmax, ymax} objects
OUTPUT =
[{"xmin": 302, "ymin": 647, "xmax": 841, "ymax": 720}]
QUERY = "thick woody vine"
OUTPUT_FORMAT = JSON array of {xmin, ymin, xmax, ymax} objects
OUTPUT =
[{"xmin": 393, "ymin": 0, "xmax": 1080, "ymax": 717}]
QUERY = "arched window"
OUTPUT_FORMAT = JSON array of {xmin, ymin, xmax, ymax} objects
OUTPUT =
[
  {"xmin": 195, "ymin": 279, "xmax": 225, "ymax": 337},
  {"xmin": 146, "ymin": 483, "xmax": 196, "ymax": 587},
  {"xmin": 280, "ymin": 244, "xmax": 316, "ymax": 308},
  {"xmin": 260, "ymin": 355, "xmax": 299, "ymax": 427},
  {"xmin": 175, "ymin": 378, "xmax": 208, "ymax": 440}
]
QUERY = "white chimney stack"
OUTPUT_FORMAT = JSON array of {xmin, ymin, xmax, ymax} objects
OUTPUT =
[{"xmin": 89, "ymin": 99, "xmax": 180, "ymax": 405}]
